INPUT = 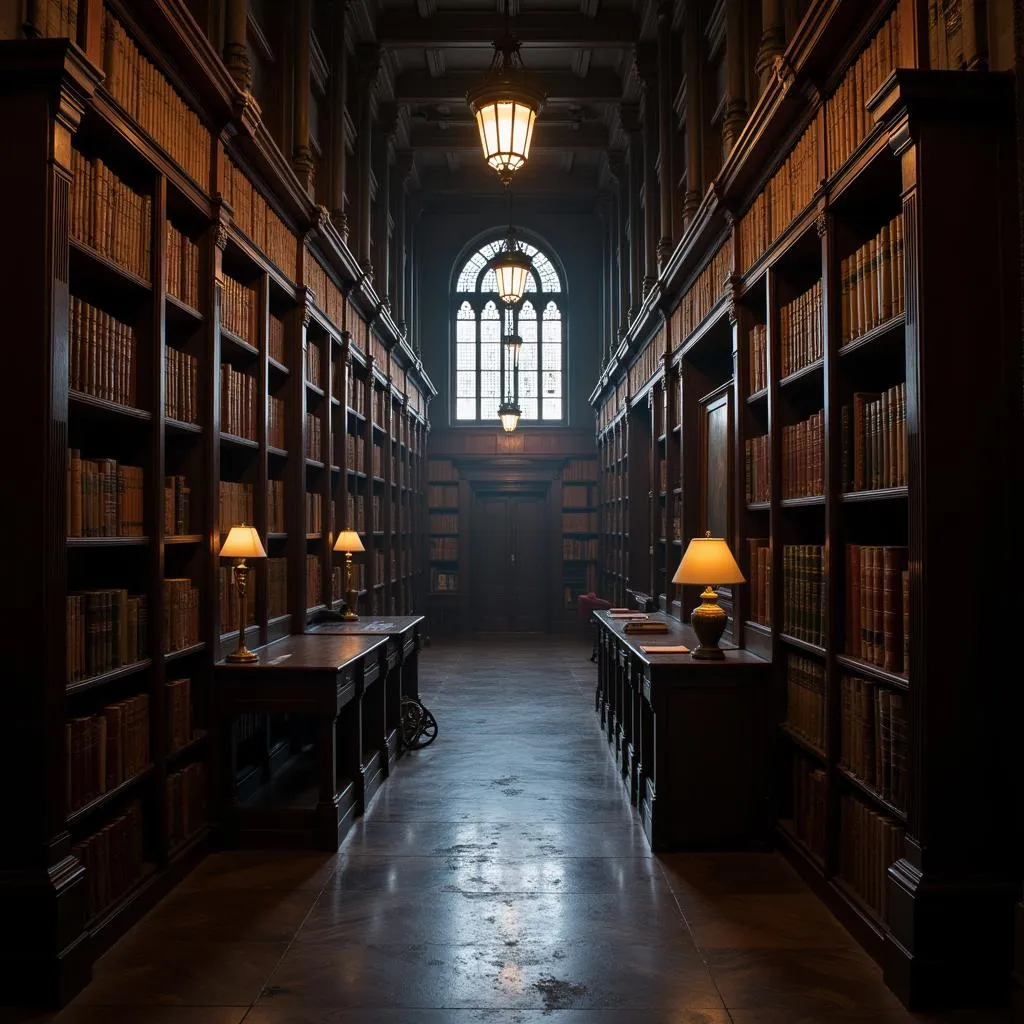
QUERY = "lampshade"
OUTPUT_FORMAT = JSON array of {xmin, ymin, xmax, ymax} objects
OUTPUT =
[
  {"xmin": 672, "ymin": 533, "xmax": 745, "ymax": 585},
  {"xmin": 498, "ymin": 398, "xmax": 521, "ymax": 433},
  {"xmin": 493, "ymin": 247, "xmax": 532, "ymax": 306},
  {"xmin": 333, "ymin": 529, "xmax": 365, "ymax": 553},
  {"xmin": 220, "ymin": 525, "xmax": 267, "ymax": 560}
]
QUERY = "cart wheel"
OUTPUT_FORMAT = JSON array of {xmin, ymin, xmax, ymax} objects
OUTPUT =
[
  {"xmin": 400, "ymin": 697, "xmax": 425, "ymax": 749},
  {"xmin": 410, "ymin": 707, "xmax": 438, "ymax": 749}
]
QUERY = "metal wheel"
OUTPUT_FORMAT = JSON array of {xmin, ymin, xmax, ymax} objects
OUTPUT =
[
  {"xmin": 410, "ymin": 707, "xmax": 438, "ymax": 748},
  {"xmin": 400, "ymin": 697, "xmax": 425, "ymax": 749}
]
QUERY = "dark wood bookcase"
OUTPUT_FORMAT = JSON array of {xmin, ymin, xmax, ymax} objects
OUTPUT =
[
  {"xmin": 0, "ymin": 4, "xmax": 433, "ymax": 1006},
  {"xmin": 558, "ymin": 456, "xmax": 599, "ymax": 615},
  {"xmin": 589, "ymin": 0, "xmax": 1022, "ymax": 1008}
]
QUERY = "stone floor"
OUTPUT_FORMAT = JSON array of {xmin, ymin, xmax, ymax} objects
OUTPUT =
[{"xmin": 16, "ymin": 634, "xmax": 1017, "ymax": 1023}]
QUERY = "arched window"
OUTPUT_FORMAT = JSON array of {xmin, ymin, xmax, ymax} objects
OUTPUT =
[{"xmin": 453, "ymin": 237, "xmax": 565, "ymax": 423}]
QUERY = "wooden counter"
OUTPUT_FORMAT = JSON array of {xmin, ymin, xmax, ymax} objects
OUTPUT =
[{"xmin": 594, "ymin": 611, "xmax": 772, "ymax": 850}]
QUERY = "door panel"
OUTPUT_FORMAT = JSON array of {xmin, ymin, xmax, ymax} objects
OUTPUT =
[{"xmin": 471, "ymin": 489, "xmax": 549, "ymax": 631}]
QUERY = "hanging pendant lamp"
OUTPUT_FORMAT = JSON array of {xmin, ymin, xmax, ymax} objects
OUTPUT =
[
  {"xmin": 466, "ymin": 0, "xmax": 545, "ymax": 180},
  {"xmin": 497, "ymin": 331, "xmax": 522, "ymax": 432},
  {"xmin": 492, "ymin": 181, "xmax": 532, "ymax": 307}
]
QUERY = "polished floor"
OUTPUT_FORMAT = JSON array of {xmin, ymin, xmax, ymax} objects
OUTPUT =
[{"xmin": 23, "ymin": 635, "xmax": 1016, "ymax": 1022}]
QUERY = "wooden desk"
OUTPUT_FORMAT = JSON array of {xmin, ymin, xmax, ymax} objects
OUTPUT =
[
  {"xmin": 594, "ymin": 611, "xmax": 771, "ymax": 850},
  {"xmin": 215, "ymin": 634, "xmax": 387, "ymax": 851},
  {"xmin": 306, "ymin": 615, "xmax": 424, "ymax": 774}
]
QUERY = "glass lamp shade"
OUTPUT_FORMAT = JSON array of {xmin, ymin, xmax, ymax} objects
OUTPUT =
[
  {"xmin": 493, "ymin": 249, "xmax": 532, "ymax": 305},
  {"xmin": 468, "ymin": 88, "xmax": 543, "ymax": 177},
  {"xmin": 672, "ymin": 533, "xmax": 745, "ymax": 586},
  {"xmin": 498, "ymin": 399, "xmax": 522, "ymax": 433},
  {"xmin": 333, "ymin": 530, "xmax": 365, "ymax": 554},
  {"xmin": 219, "ymin": 525, "xmax": 267, "ymax": 559}
]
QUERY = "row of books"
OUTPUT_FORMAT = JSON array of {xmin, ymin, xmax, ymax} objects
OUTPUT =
[
  {"xmin": 428, "ymin": 513, "xmax": 458, "ymax": 534},
  {"xmin": 306, "ymin": 341, "xmax": 324, "ymax": 390},
  {"xmin": 164, "ymin": 475, "xmax": 191, "ymax": 536},
  {"xmin": 348, "ymin": 372, "xmax": 368, "ymax": 416},
  {"xmin": 782, "ymin": 544, "xmax": 825, "ymax": 646},
  {"xmin": 69, "ymin": 296, "xmax": 137, "ymax": 408},
  {"xmin": 72, "ymin": 801, "xmax": 145, "ymax": 922},
  {"xmin": 219, "ymin": 565, "xmax": 257, "ymax": 630},
  {"xmin": 268, "ymin": 395, "xmax": 286, "ymax": 450},
  {"xmin": 670, "ymin": 239, "xmax": 734, "ymax": 343},
  {"xmin": 428, "ymin": 484, "xmax": 458, "ymax": 508},
  {"xmin": 347, "ymin": 493, "xmax": 366, "ymax": 534},
  {"xmin": 781, "ymin": 409, "xmax": 824, "ymax": 500},
  {"xmin": 429, "ymin": 537, "xmax": 458, "ymax": 561},
  {"xmin": 780, "ymin": 280, "xmax": 824, "ymax": 378},
  {"xmin": 845, "ymin": 544, "xmax": 909, "ymax": 674},
  {"xmin": 268, "ymin": 479, "xmax": 286, "ymax": 534},
  {"xmin": 747, "ymin": 538, "xmax": 772, "ymax": 628},
  {"xmin": 563, "ymin": 538, "xmax": 598, "ymax": 559},
  {"xmin": 306, "ymin": 413, "xmax": 323, "ymax": 462},
  {"xmin": 101, "ymin": 11, "xmax": 210, "ymax": 185},
  {"xmin": 786, "ymin": 653, "xmax": 825, "ymax": 753},
  {"xmin": 563, "ymin": 482, "xmax": 595, "ymax": 508},
  {"xmin": 163, "ymin": 578, "xmax": 200, "ymax": 653},
  {"xmin": 839, "ymin": 794, "xmax": 903, "ymax": 921},
  {"xmin": 563, "ymin": 512, "xmax": 598, "ymax": 533},
  {"xmin": 66, "ymin": 591, "xmax": 148, "ymax": 683},
  {"xmin": 67, "ymin": 452, "xmax": 144, "ymax": 538},
  {"xmin": 790, "ymin": 754, "xmax": 828, "ymax": 861},
  {"xmin": 269, "ymin": 313, "xmax": 286, "ymax": 366},
  {"xmin": 66, "ymin": 693, "xmax": 150, "ymax": 812},
  {"xmin": 166, "ymin": 225, "xmax": 201, "ymax": 312},
  {"xmin": 347, "ymin": 434, "xmax": 367, "ymax": 472},
  {"xmin": 220, "ymin": 363, "xmax": 257, "ymax": 441},
  {"xmin": 306, "ymin": 554, "xmax": 322, "ymax": 609},
  {"xmin": 745, "ymin": 435, "xmax": 770, "ymax": 505},
  {"xmin": 268, "ymin": 557, "xmax": 287, "ymax": 619},
  {"xmin": 840, "ymin": 215, "xmax": 905, "ymax": 344},
  {"xmin": 166, "ymin": 763, "xmax": 206, "ymax": 851},
  {"xmin": 222, "ymin": 157, "xmax": 297, "ymax": 282},
  {"xmin": 166, "ymin": 346, "xmax": 199, "ymax": 424},
  {"xmin": 70, "ymin": 150, "xmax": 152, "ymax": 281},
  {"xmin": 825, "ymin": 3, "xmax": 901, "ymax": 174},
  {"xmin": 36, "ymin": 0, "xmax": 78, "ymax": 39},
  {"xmin": 431, "ymin": 569, "xmax": 458, "ymax": 593},
  {"xmin": 840, "ymin": 675, "xmax": 908, "ymax": 810},
  {"xmin": 748, "ymin": 323, "xmax": 768, "ymax": 395},
  {"xmin": 166, "ymin": 677, "xmax": 193, "ymax": 753},
  {"xmin": 306, "ymin": 492, "xmax": 324, "ymax": 535},
  {"xmin": 331, "ymin": 566, "xmax": 344, "ymax": 602},
  {"xmin": 219, "ymin": 481, "xmax": 254, "ymax": 533},
  {"xmin": 221, "ymin": 275, "xmax": 257, "ymax": 347},
  {"xmin": 372, "ymin": 445, "xmax": 385, "ymax": 478},
  {"xmin": 740, "ymin": 118, "xmax": 819, "ymax": 271},
  {"xmin": 841, "ymin": 384, "xmax": 907, "ymax": 492},
  {"xmin": 563, "ymin": 459, "xmax": 598, "ymax": 482}
]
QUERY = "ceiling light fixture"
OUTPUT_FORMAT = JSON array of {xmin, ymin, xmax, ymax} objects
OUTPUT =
[
  {"xmin": 492, "ymin": 181, "xmax": 532, "ymax": 306},
  {"xmin": 466, "ymin": 0, "xmax": 545, "ymax": 180},
  {"xmin": 498, "ymin": 331, "xmax": 523, "ymax": 432}
]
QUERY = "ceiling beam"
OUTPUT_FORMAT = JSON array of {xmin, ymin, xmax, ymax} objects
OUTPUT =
[
  {"xmin": 395, "ymin": 68, "xmax": 622, "ymax": 102},
  {"xmin": 376, "ymin": 10, "xmax": 637, "ymax": 48},
  {"xmin": 409, "ymin": 121, "xmax": 610, "ymax": 150}
]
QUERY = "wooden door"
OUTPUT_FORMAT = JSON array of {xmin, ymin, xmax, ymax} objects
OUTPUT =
[{"xmin": 471, "ymin": 490, "xmax": 549, "ymax": 631}]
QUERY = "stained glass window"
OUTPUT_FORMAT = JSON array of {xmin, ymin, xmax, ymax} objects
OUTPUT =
[{"xmin": 452, "ymin": 240, "xmax": 565, "ymax": 423}]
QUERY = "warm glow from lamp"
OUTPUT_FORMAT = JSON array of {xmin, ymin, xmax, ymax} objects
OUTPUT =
[
  {"xmin": 219, "ymin": 525, "xmax": 267, "ymax": 560},
  {"xmin": 471, "ymin": 96, "xmax": 539, "ymax": 177},
  {"xmin": 498, "ymin": 399, "xmax": 521, "ymax": 433},
  {"xmin": 332, "ymin": 530, "xmax": 365, "ymax": 554},
  {"xmin": 219, "ymin": 525, "xmax": 266, "ymax": 663},
  {"xmin": 493, "ymin": 249, "xmax": 532, "ymax": 306},
  {"xmin": 333, "ymin": 530, "xmax": 364, "ymax": 620},
  {"xmin": 672, "ymin": 532, "xmax": 745, "ymax": 660}
]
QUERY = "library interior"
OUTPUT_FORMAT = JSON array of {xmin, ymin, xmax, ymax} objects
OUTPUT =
[{"xmin": 1, "ymin": 0, "xmax": 1023, "ymax": 1020}]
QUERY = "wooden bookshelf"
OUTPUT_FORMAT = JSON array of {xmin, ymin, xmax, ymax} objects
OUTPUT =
[
  {"xmin": 559, "ymin": 456, "xmax": 599, "ymax": 616},
  {"xmin": 587, "ymin": 2, "xmax": 1022, "ymax": 1009},
  {"xmin": 425, "ymin": 457, "xmax": 461, "ymax": 633},
  {"xmin": 0, "ymin": 14, "xmax": 434, "ymax": 1007}
]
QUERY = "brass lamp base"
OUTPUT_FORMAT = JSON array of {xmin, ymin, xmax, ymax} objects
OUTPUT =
[
  {"xmin": 226, "ymin": 645, "xmax": 258, "ymax": 664},
  {"xmin": 342, "ymin": 588, "xmax": 360, "ymax": 622},
  {"xmin": 690, "ymin": 585, "xmax": 727, "ymax": 660}
]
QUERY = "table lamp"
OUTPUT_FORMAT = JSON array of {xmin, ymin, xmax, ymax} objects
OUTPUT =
[
  {"xmin": 333, "ymin": 529, "xmax": 365, "ymax": 621},
  {"xmin": 672, "ymin": 531, "xmax": 745, "ymax": 660},
  {"xmin": 219, "ymin": 524, "xmax": 267, "ymax": 663}
]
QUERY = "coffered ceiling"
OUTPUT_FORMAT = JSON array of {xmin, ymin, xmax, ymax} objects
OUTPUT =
[{"xmin": 369, "ymin": 0, "xmax": 649, "ymax": 196}]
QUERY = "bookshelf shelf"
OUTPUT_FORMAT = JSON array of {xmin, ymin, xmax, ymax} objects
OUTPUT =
[
  {"xmin": 777, "ymin": 634, "xmax": 826, "ymax": 657},
  {"xmin": 837, "ymin": 766, "xmax": 908, "ymax": 824},
  {"xmin": 268, "ymin": 355, "xmax": 289, "ymax": 377},
  {"xmin": 67, "ymin": 765, "xmax": 154, "ymax": 828},
  {"xmin": 69, "ymin": 238, "xmax": 152, "ymax": 299},
  {"xmin": 220, "ymin": 432, "xmax": 258, "ymax": 450},
  {"xmin": 305, "ymin": 381, "xmax": 325, "ymax": 399},
  {"xmin": 834, "ymin": 654, "xmax": 909, "ymax": 691},
  {"xmin": 839, "ymin": 486, "xmax": 908, "ymax": 504},
  {"xmin": 746, "ymin": 501, "xmax": 771, "ymax": 511},
  {"xmin": 69, "ymin": 391, "xmax": 151, "ymax": 422},
  {"xmin": 166, "ymin": 417, "xmax": 203, "ymax": 435},
  {"xmin": 165, "ymin": 642, "xmax": 207, "ymax": 662},
  {"xmin": 167, "ymin": 729, "xmax": 209, "ymax": 767},
  {"xmin": 268, "ymin": 445, "xmax": 289, "ymax": 459},
  {"xmin": 67, "ymin": 536, "xmax": 149, "ymax": 548},
  {"xmin": 779, "ymin": 723, "xmax": 826, "ymax": 763},
  {"xmin": 165, "ymin": 293, "xmax": 203, "ymax": 326},
  {"xmin": 165, "ymin": 534, "xmax": 204, "ymax": 545},
  {"xmin": 778, "ymin": 357, "xmax": 824, "ymax": 391},
  {"xmin": 780, "ymin": 495, "xmax": 825, "ymax": 508},
  {"xmin": 66, "ymin": 659, "xmax": 152, "ymax": 697},
  {"xmin": 220, "ymin": 327, "xmax": 259, "ymax": 359},
  {"xmin": 838, "ymin": 314, "xmax": 906, "ymax": 360},
  {"xmin": 747, "ymin": 387, "xmax": 768, "ymax": 406}
]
